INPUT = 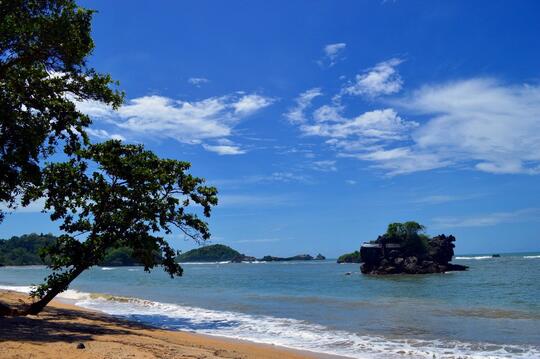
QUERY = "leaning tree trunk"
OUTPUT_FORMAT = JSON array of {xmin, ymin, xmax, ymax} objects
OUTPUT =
[{"xmin": 24, "ymin": 265, "xmax": 87, "ymax": 315}]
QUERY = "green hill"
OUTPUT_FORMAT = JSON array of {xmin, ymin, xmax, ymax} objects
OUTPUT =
[
  {"xmin": 0, "ymin": 233, "xmax": 149, "ymax": 266},
  {"xmin": 0, "ymin": 233, "xmax": 56, "ymax": 266},
  {"xmin": 176, "ymin": 244, "xmax": 241, "ymax": 262},
  {"xmin": 337, "ymin": 250, "xmax": 362, "ymax": 263},
  {"xmin": 100, "ymin": 247, "xmax": 140, "ymax": 266}
]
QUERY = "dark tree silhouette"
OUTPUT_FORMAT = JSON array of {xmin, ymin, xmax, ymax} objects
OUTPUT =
[
  {"xmin": 23, "ymin": 140, "xmax": 217, "ymax": 315},
  {"xmin": 0, "ymin": 1, "xmax": 218, "ymax": 316},
  {"xmin": 0, "ymin": 0, "xmax": 123, "ymax": 220}
]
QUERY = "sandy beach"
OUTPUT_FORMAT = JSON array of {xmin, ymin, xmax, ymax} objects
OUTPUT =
[{"xmin": 0, "ymin": 290, "xmax": 329, "ymax": 359}]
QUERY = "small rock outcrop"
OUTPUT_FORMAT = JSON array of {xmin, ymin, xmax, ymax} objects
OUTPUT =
[
  {"xmin": 260, "ymin": 254, "xmax": 314, "ymax": 261},
  {"xmin": 230, "ymin": 254, "xmax": 257, "ymax": 263},
  {"xmin": 257, "ymin": 254, "xmax": 326, "ymax": 262},
  {"xmin": 359, "ymin": 222, "xmax": 468, "ymax": 275}
]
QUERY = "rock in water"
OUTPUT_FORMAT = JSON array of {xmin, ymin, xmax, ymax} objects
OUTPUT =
[{"xmin": 360, "ymin": 234, "xmax": 468, "ymax": 275}]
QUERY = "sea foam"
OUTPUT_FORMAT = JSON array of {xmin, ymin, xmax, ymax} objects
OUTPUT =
[{"xmin": 1, "ymin": 284, "xmax": 538, "ymax": 359}]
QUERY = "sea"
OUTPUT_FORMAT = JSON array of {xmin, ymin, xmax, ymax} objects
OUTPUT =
[{"xmin": 1, "ymin": 253, "xmax": 539, "ymax": 359}]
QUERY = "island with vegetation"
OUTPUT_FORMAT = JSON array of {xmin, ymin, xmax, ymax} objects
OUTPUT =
[
  {"xmin": 359, "ymin": 222, "xmax": 468, "ymax": 274},
  {"xmin": 176, "ymin": 244, "xmax": 255, "ymax": 262},
  {"xmin": 337, "ymin": 251, "xmax": 362, "ymax": 264}
]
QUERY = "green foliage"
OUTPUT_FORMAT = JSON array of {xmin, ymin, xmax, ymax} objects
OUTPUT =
[
  {"xmin": 0, "ymin": 0, "xmax": 123, "ymax": 219},
  {"xmin": 337, "ymin": 251, "xmax": 362, "ymax": 263},
  {"xmin": 0, "ymin": 233, "xmax": 56, "ymax": 265},
  {"xmin": 177, "ymin": 244, "xmax": 240, "ymax": 262},
  {"xmin": 382, "ymin": 221, "xmax": 428, "ymax": 255},
  {"xmin": 384, "ymin": 221, "xmax": 426, "ymax": 242},
  {"xmin": 100, "ymin": 247, "xmax": 139, "ymax": 266},
  {"xmin": 26, "ymin": 140, "xmax": 217, "ymax": 307}
]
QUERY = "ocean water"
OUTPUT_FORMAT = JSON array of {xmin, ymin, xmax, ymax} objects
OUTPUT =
[{"xmin": 1, "ymin": 253, "xmax": 539, "ymax": 358}]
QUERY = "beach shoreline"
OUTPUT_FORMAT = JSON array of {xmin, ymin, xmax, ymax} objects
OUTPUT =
[{"xmin": 0, "ymin": 289, "xmax": 349, "ymax": 359}]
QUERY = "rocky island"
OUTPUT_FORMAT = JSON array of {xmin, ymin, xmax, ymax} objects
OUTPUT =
[
  {"xmin": 260, "ymin": 253, "xmax": 326, "ymax": 262},
  {"xmin": 359, "ymin": 222, "xmax": 468, "ymax": 274}
]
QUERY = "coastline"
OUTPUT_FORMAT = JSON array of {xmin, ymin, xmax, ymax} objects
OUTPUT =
[{"xmin": 0, "ymin": 289, "xmax": 348, "ymax": 359}]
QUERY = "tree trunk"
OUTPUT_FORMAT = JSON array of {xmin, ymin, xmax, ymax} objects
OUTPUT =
[{"xmin": 24, "ymin": 265, "xmax": 87, "ymax": 315}]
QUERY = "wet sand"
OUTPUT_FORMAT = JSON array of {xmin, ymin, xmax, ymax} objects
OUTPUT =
[{"xmin": 0, "ymin": 290, "xmax": 342, "ymax": 359}]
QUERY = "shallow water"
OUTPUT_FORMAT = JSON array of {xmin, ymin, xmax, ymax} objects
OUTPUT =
[{"xmin": 1, "ymin": 253, "xmax": 539, "ymax": 358}]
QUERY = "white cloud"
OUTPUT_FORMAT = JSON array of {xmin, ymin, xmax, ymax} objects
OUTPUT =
[
  {"xmin": 432, "ymin": 208, "xmax": 540, "ymax": 228},
  {"xmin": 402, "ymin": 78, "xmax": 540, "ymax": 175},
  {"xmin": 211, "ymin": 171, "xmax": 310, "ymax": 188},
  {"xmin": 301, "ymin": 108, "xmax": 418, "ymax": 140},
  {"xmin": 347, "ymin": 147, "xmax": 448, "ymax": 176},
  {"xmin": 218, "ymin": 194, "xmax": 293, "ymax": 207},
  {"xmin": 289, "ymin": 77, "xmax": 540, "ymax": 176},
  {"xmin": 260, "ymin": 172, "xmax": 310, "ymax": 183},
  {"xmin": 76, "ymin": 93, "xmax": 273, "ymax": 155},
  {"xmin": 413, "ymin": 194, "xmax": 480, "ymax": 205},
  {"xmin": 188, "ymin": 77, "xmax": 209, "ymax": 86},
  {"xmin": 0, "ymin": 197, "xmax": 46, "ymax": 213},
  {"xmin": 313, "ymin": 104, "xmax": 345, "ymax": 123},
  {"xmin": 287, "ymin": 86, "xmax": 421, "ymax": 175},
  {"xmin": 345, "ymin": 179, "xmax": 357, "ymax": 185},
  {"xmin": 116, "ymin": 96, "xmax": 230, "ymax": 142},
  {"xmin": 202, "ymin": 144, "xmax": 246, "ymax": 155},
  {"xmin": 320, "ymin": 43, "xmax": 347, "ymax": 67},
  {"xmin": 285, "ymin": 88, "xmax": 323, "ymax": 124},
  {"xmin": 344, "ymin": 58, "xmax": 403, "ymax": 97},
  {"xmin": 311, "ymin": 160, "xmax": 337, "ymax": 172},
  {"xmin": 233, "ymin": 94, "xmax": 274, "ymax": 116},
  {"xmin": 86, "ymin": 128, "xmax": 125, "ymax": 141},
  {"xmin": 74, "ymin": 98, "xmax": 115, "ymax": 119}
]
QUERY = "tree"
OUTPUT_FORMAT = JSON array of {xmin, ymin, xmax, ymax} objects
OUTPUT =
[
  {"xmin": 383, "ymin": 221, "xmax": 428, "ymax": 255},
  {"xmin": 384, "ymin": 221, "xmax": 425, "ymax": 241},
  {"xmin": 20, "ymin": 140, "xmax": 217, "ymax": 315},
  {"xmin": 0, "ymin": 0, "xmax": 123, "ymax": 220},
  {"xmin": 0, "ymin": 1, "xmax": 219, "ymax": 317}
]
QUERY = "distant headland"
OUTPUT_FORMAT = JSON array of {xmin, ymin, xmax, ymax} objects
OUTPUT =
[
  {"xmin": 177, "ymin": 244, "xmax": 326, "ymax": 263},
  {"xmin": 1, "ymin": 236, "xmax": 326, "ymax": 266}
]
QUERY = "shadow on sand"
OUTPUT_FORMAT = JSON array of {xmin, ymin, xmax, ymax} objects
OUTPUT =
[{"xmin": 0, "ymin": 296, "xmax": 148, "ymax": 344}]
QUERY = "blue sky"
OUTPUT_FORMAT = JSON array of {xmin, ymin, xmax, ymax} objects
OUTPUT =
[{"xmin": 2, "ymin": 0, "xmax": 540, "ymax": 256}]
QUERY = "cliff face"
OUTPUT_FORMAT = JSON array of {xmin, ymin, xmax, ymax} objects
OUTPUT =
[{"xmin": 360, "ymin": 234, "xmax": 468, "ymax": 274}]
